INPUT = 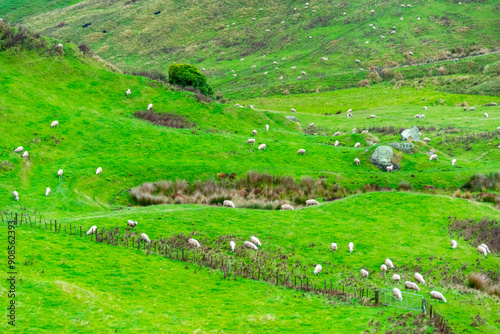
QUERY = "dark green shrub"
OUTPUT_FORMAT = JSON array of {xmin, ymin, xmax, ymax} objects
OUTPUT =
[{"xmin": 168, "ymin": 64, "xmax": 213, "ymax": 96}]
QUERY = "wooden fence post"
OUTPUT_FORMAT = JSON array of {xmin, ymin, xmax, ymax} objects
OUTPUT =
[{"xmin": 375, "ymin": 290, "xmax": 379, "ymax": 305}]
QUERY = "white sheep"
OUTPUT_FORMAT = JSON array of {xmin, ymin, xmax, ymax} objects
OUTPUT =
[
  {"xmin": 96, "ymin": 167, "xmax": 102, "ymax": 175},
  {"xmin": 405, "ymin": 281, "xmax": 420, "ymax": 292},
  {"xmin": 279, "ymin": 76, "xmax": 283, "ymax": 80},
  {"xmin": 362, "ymin": 130, "xmax": 368, "ymax": 134},
  {"xmin": 140, "ymin": 233, "xmax": 151, "ymax": 243},
  {"xmin": 308, "ymin": 123, "xmax": 314, "ymax": 128},
  {"xmin": 14, "ymin": 146, "xmax": 23, "ymax": 153},
  {"xmin": 188, "ymin": 238, "xmax": 201, "ymax": 248},
  {"xmin": 57, "ymin": 169, "xmax": 63, "ymax": 177},
  {"xmin": 348, "ymin": 242, "xmax": 354, "ymax": 253},
  {"xmin": 429, "ymin": 154, "xmax": 438, "ymax": 161},
  {"xmin": 127, "ymin": 220, "xmax": 138, "ymax": 228},
  {"xmin": 334, "ymin": 131, "xmax": 341, "ymax": 136},
  {"xmin": 355, "ymin": 59, "xmax": 361, "ymax": 63},
  {"xmin": 423, "ymin": 106, "xmax": 427, "ymax": 110},
  {"xmin": 385, "ymin": 259, "xmax": 395, "ymax": 269},
  {"xmin": 244, "ymin": 241, "xmax": 258, "ymax": 250},
  {"xmin": 87, "ymin": 225, "xmax": 97, "ymax": 235},
  {"xmin": 258, "ymin": 144, "xmax": 266, "ymax": 150},
  {"xmin": 13, "ymin": 191, "xmax": 19, "ymax": 201},
  {"xmin": 354, "ymin": 158, "xmax": 360, "ymax": 166},
  {"xmin": 301, "ymin": 71, "xmax": 306, "ymax": 75},
  {"xmin": 253, "ymin": 130, "xmax": 257, "ymax": 136},
  {"xmin": 230, "ymin": 241, "xmax": 236, "ymax": 252},
  {"xmin": 250, "ymin": 236, "xmax": 261, "ymax": 247},
  {"xmin": 430, "ymin": 291, "xmax": 447, "ymax": 303},
  {"xmin": 420, "ymin": 114, "xmax": 426, "ymax": 118},
  {"xmin": 452, "ymin": 159, "xmax": 457, "ymax": 166},
  {"xmin": 297, "ymin": 149, "xmax": 306, "ymax": 155},
  {"xmin": 480, "ymin": 243, "xmax": 491, "ymax": 253},
  {"xmin": 386, "ymin": 165, "xmax": 394, "ymax": 172},
  {"xmin": 314, "ymin": 264, "xmax": 323, "ymax": 275},
  {"xmin": 423, "ymin": 137, "xmax": 431, "ymax": 142},
  {"xmin": 249, "ymin": 105, "xmax": 254, "ymax": 109},
  {"xmin": 484, "ymin": 113, "xmax": 488, "ymax": 118},
  {"xmin": 281, "ymin": 204, "xmax": 294, "ymax": 210},
  {"xmin": 393, "ymin": 274, "xmax": 401, "ymax": 283},
  {"xmin": 354, "ymin": 143, "xmax": 360, "ymax": 148},
  {"xmin": 450, "ymin": 239, "xmax": 457, "ymax": 249},
  {"xmin": 251, "ymin": 65, "xmax": 256, "ymax": 68},
  {"xmin": 147, "ymin": 104, "xmax": 153, "ymax": 110},
  {"xmin": 223, "ymin": 200, "xmax": 235, "ymax": 208},
  {"xmin": 393, "ymin": 288, "xmax": 403, "ymax": 301},
  {"xmin": 391, "ymin": 30, "xmax": 396, "ymax": 34},
  {"xmin": 22, "ymin": 151, "xmax": 29, "ymax": 158},
  {"xmin": 469, "ymin": 107, "xmax": 475, "ymax": 111},
  {"xmin": 380, "ymin": 35, "xmax": 385, "ymax": 39},
  {"xmin": 381, "ymin": 264, "xmax": 387, "ymax": 272},
  {"xmin": 265, "ymin": 124, "xmax": 269, "ymax": 131},
  {"xmin": 334, "ymin": 140, "xmax": 339, "ymax": 146},
  {"xmin": 306, "ymin": 199, "xmax": 319, "ymax": 206},
  {"xmin": 330, "ymin": 243, "xmax": 337, "ymax": 251},
  {"xmin": 291, "ymin": 108, "xmax": 296, "ymax": 112},
  {"xmin": 361, "ymin": 269, "xmax": 369, "ymax": 278},
  {"xmin": 264, "ymin": 71, "xmax": 268, "ymax": 75},
  {"xmin": 126, "ymin": 89, "xmax": 131, "ymax": 95},
  {"xmin": 51, "ymin": 120, "xmax": 59, "ymax": 128},
  {"xmin": 247, "ymin": 138, "xmax": 255, "ymax": 145},
  {"xmin": 414, "ymin": 272, "xmax": 425, "ymax": 284},
  {"xmin": 45, "ymin": 187, "xmax": 51, "ymax": 197},
  {"xmin": 369, "ymin": 115, "xmax": 377, "ymax": 118},
  {"xmin": 477, "ymin": 245, "xmax": 487, "ymax": 257}
]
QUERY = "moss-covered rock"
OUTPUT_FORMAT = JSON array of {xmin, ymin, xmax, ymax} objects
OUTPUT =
[{"xmin": 370, "ymin": 145, "xmax": 400, "ymax": 171}]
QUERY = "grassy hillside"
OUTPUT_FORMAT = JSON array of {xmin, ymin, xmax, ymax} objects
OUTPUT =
[
  {"xmin": 0, "ymin": 0, "xmax": 83, "ymax": 22},
  {"xmin": 18, "ymin": 0, "xmax": 500, "ymax": 96}
]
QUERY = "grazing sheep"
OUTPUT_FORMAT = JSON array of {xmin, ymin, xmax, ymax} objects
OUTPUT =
[
  {"xmin": 188, "ymin": 238, "xmax": 201, "ymax": 248},
  {"xmin": 281, "ymin": 204, "xmax": 294, "ymax": 210},
  {"xmin": 253, "ymin": 130, "xmax": 257, "ymax": 136},
  {"xmin": 273, "ymin": 61, "xmax": 278, "ymax": 65},
  {"xmin": 247, "ymin": 138, "xmax": 256, "ymax": 144},
  {"xmin": 308, "ymin": 123, "xmax": 314, "ymax": 128},
  {"xmin": 354, "ymin": 158, "xmax": 360, "ymax": 166},
  {"xmin": 250, "ymin": 236, "xmax": 261, "ymax": 247},
  {"xmin": 249, "ymin": 105, "xmax": 254, "ymax": 109},
  {"xmin": 309, "ymin": 36, "xmax": 312, "ymax": 39},
  {"xmin": 297, "ymin": 76, "xmax": 302, "ymax": 80},
  {"xmin": 450, "ymin": 239, "xmax": 457, "ymax": 249},
  {"xmin": 452, "ymin": 159, "xmax": 457, "ymax": 166},
  {"xmin": 348, "ymin": 242, "xmax": 354, "ymax": 253},
  {"xmin": 430, "ymin": 291, "xmax": 447, "ymax": 303},
  {"xmin": 330, "ymin": 243, "xmax": 337, "ymax": 251},
  {"xmin": 301, "ymin": 71, "xmax": 306, "ymax": 75},
  {"xmin": 57, "ymin": 169, "xmax": 63, "ymax": 177},
  {"xmin": 87, "ymin": 225, "xmax": 97, "ymax": 235},
  {"xmin": 385, "ymin": 259, "xmax": 395, "ymax": 269},
  {"xmin": 265, "ymin": 124, "xmax": 269, "ymax": 131},
  {"xmin": 13, "ymin": 191, "xmax": 19, "ymax": 201},
  {"xmin": 147, "ymin": 104, "xmax": 153, "ymax": 110},
  {"xmin": 127, "ymin": 220, "xmax": 138, "ymax": 228},
  {"xmin": 45, "ymin": 187, "xmax": 51, "ymax": 197},
  {"xmin": 381, "ymin": 264, "xmax": 387, "ymax": 273},
  {"xmin": 96, "ymin": 167, "xmax": 102, "ymax": 175},
  {"xmin": 252, "ymin": 65, "xmax": 256, "ymax": 68},
  {"xmin": 223, "ymin": 200, "xmax": 235, "ymax": 208},
  {"xmin": 423, "ymin": 106, "xmax": 427, "ymax": 110},
  {"xmin": 420, "ymin": 114, "xmax": 425, "ymax": 119},
  {"xmin": 393, "ymin": 288, "xmax": 403, "ymax": 301},
  {"xmin": 386, "ymin": 165, "xmax": 393, "ymax": 172},
  {"xmin": 279, "ymin": 76, "xmax": 283, "ymax": 80},
  {"xmin": 477, "ymin": 245, "xmax": 487, "ymax": 257},
  {"xmin": 244, "ymin": 241, "xmax": 258, "ymax": 250},
  {"xmin": 355, "ymin": 59, "xmax": 361, "ymax": 63},
  {"xmin": 297, "ymin": 149, "xmax": 306, "ymax": 155},
  {"xmin": 291, "ymin": 108, "xmax": 296, "ymax": 112},
  {"xmin": 354, "ymin": 143, "xmax": 361, "ymax": 148},
  {"xmin": 423, "ymin": 137, "xmax": 431, "ymax": 142},
  {"xmin": 314, "ymin": 264, "xmax": 323, "ymax": 275},
  {"xmin": 14, "ymin": 146, "xmax": 23, "ymax": 153},
  {"xmin": 414, "ymin": 272, "xmax": 425, "ymax": 284},
  {"xmin": 140, "ymin": 233, "xmax": 151, "ymax": 243},
  {"xmin": 469, "ymin": 107, "xmax": 475, "ymax": 111},
  {"xmin": 369, "ymin": 115, "xmax": 377, "ymax": 118},
  {"xmin": 391, "ymin": 31, "xmax": 396, "ymax": 34},
  {"xmin": 258, "ymin": 144, "xmax": 266, "ymax": 150},
  {"xmin": 306, "ymin": 199, "xmax": 319, "ymax": 206},
  {"xmin": 463, "ymin": 107, "xmax": 467, "ymax": 111},
  {"xmin": 405, "ymin": 281, "xmax": 420, "ymax": 292},
  {"xmin": 334, "ymin": 140, "xmax": 339, "ymax": 146},
  {"xmin": 361, "ymin": 130, "xmax": 368, "ymax": 134},
  {"xmin": 51, "ymin": 120, "xmax": 59, "ymax": 128},
  {"xmin": 126, "ymin": 89, "xmax": 131, "ymax": 95},
  {"xmin": 230, "ymin": 241, "xmax": 236, "ymax": 252},
  {"xmin": 22, "ymin": 151, "xmax": 29, "ymax": 158},
  {"xmin": 429, "ymin": 154, "xmax": 438, "ymax": 161},
  {"xmin": 291, "ymin": 66, "xmax": 296, "ymax": 69},
  {"xmin": 393, "ymin": 274, "xmax": 401, "ymax": 283},
  {"xmin": 484, "ymin": 113, "xmax": 488, "ymax": 118},
  {"xmin": 361, "ymin": 269, "xmax": 369, "ymax": 278},
  {"xmin": 334, "ymin": 131, "xmax": 341, "ymax": 136},
  {"xmin": 480, "ymin": 243, "xmax": 491, "ymax": 253},
  {"xmin": 380, "ymin": 35, "xmax": 385, "ymax": 39}
]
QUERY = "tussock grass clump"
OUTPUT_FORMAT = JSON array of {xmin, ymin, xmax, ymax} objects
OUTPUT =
[
  {"xmin": 468, "ymin": 273, "xmax": 490, "ymax": 290},
  {"xmin": 449, "ymin": 217, "xmax": 500, "ymax": 253},
  {"xmin": 134, "ymin": 110, "xmax": 196, "ymax": 129},
  {"xmin": 463, "ymin": 172, "xmax": 500, "ymax": 192},
  {"xmin": 398, "ymin": 180, "xmax": 412, "ymax": 192}
]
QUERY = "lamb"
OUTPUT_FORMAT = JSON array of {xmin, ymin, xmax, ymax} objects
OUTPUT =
[
  {"xmin": 247, "ymin": 138, "xmax": 256, "ymax": 144},
  {"xmin": 57, "ymin": 169, "xmax": 63, "ymax": 177},
  {"xmin": 244, "ymin": 241, "xmax": 258, "ymax": 250},
  {"xmin": 223, "ymin": 200, "xmax": 235, "ymax": 208},
  {"xmin": 87, "ymin": 225, "xmax": 97, "ymax": 235},
  {"xmin": 188, "ymin": 238, "xmax": 201, "ymax": 248},
  {"xmin": 334, "ymin": 140, "xmax": 339, "ymax": 146},
  {"xmin": 361, "ymin": 269, "xmax": 369, "ymax": 278},
  {"xmin": 13, "ymin": 191, "xmax": 19, "ymax": 201},
  {"xmin": 250, "ymin": 236, "xmax": 261, "ymax": 247},
  {"xmin": 348, "ymin": 242, "xmax": 354, "ymax": 253},
  {"xmin": 126, "ymin": 89, "xmax": 131, "ymax": 95},
  {"xmin": 469, "ymin": 107, "xmax": 475, "ymax": 111},
  {"xmin": 330, "ymin": 243, "xmax": 337, "ymax": 251},
  {"xmin": 265, "ymin": 124, "xmax": 269, "ymax": 131},
  {"xmin": 369, "ymin": 114, "xmax": 377, "ymax": 118},
  {"xmin": 429, "ymin": 154, "xmax": 438, "ymax": 161},
  {"xmin": 477, "ymin": 245, "xmax": 487, "ymax": 257},
  {"xmin": 22, "ymin": 151, "xmax": 29, "ymax": 158},
  {"xmin": 127, "ymin": 220, "xmax": 138, "ymax": 228},
  {"xmin": 405, "ymin": 281, "xmax": 420, "ymax": 292},
  {"xmin": 306, "ymin": 199, "xmax": 319, "ymax": 206},
  {"xmin": 253, "ymin": 130, "xmax": 257, "ymax": 136},
  {"xmin": 291, "ymin": 108, "xmax": 296, "ymax": 112},
  {"xmin": 258, "ymin": 144, "xmax": 266, "ymax": 150},
  {"xmin": 393, "ymin": 288, "xmax": 403, "ymax": 301},
  {"xmin": 297, "ymin": 149, "xmax": 306, "ymax": 155},
  {"xmin": 51, "ymin": 120, "xmax": 59, "ymax": 127},
  {"xmin": 281, "ymin": 204, "xmax": 294, "ymax": 210},
  {"xmin": 381, "ymin": 264, "xmax": 387, "ymax": 273},
  {"xmin": 230, "ymin": 241, "xmax": 236, "ymax": 252},
  {"xmin": 450, "ymin": 239, "xmax": 457, "ymax": 249},
  {"xmin": 423, "ymin": 106, "xmax": 427, "ymax": 110},
  {"xmin": 140, "ymin": 233, "xmax": 151, "ymax": 243},
  {"xmin": 96, "ymin": 167, "xmax": 102, "ymax": 175},
  {"xmin": 452, "ymin": 159, "xmax": 457, "ymax": 166},
  {"xmin": 45, "ymin": 187, "xmax": 51, "ymax": 197},
  {"xmin": 385, "ymin": 259, "xmax": 395, "ymax": 269},
  {"xmin": 354, "ymin": 143, "xmax": 360, "ymax": 148},
  {"xmin": 147, "ymin": 103, "xmax": 153, "ymax": 110},
  {"xmin": 484, "ymin": 113, "xmax": 488, "ymax": 118},
  {"xmin": 393, "ymin": 274, "xmax": 401, "ymax": 283},
  {"xmin": 386, "ymin": 165, "xmax": 393, "ymax": 172},
  {"xmin": 423, "ymin": 137, "xmax": 431, "ymax": 142},
  {"xmin": 14, "ymin": 146, "xmax": 23, "ymax": 153},
  {"xmin": 354, "ymin": 158, "xmax": 360, "ymax": 166},
  {"xmin": 414, "ymin": 272, "xmax": 425, "ymax": 284},
  {"xmin": 314, "ymin": 264, "xmax": 323, "ymax": 275},
  {"xmin": 430, "ymin": 291, "xmax": 446, "ymax": 303},
  {"xmin": 480, "ymin": 243, "xmax": 491, "ymax": 254}
]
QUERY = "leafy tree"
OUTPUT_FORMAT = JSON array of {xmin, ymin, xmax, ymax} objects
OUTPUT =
[{"xmin": 168, "ymin": 64, "xmax": 213, "ymax": 96}]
